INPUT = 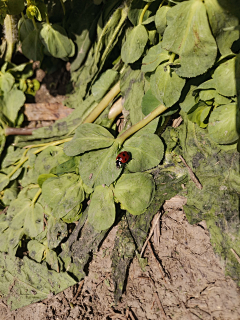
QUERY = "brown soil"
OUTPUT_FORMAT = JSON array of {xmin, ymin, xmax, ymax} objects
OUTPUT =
[{"xmin": 1, "ymin": 196, "xmax": 240, "ymax": 320}]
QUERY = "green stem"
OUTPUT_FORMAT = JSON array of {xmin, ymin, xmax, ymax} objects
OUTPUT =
[
  {"xmin": 45, "ymin": 12, "xmax": 50, "ymax": 24},
  {"xmin": 169, "ymin": 52, "xmax": 176, "ymax": 64},
  {"xmin": 31, "ymin": 17, "xmax": 37, "ymax": 30},
  {"xmin": 101, "ymin": 8, "xmax": 128, "ymax": 63},
  {"xmin": 138, "ymin": 3, "xmax": 150, "ymax": 25},
  {"xmin": 59, "ymin": 0, "xmax": 65, "ymax": 15},
  {"xmin": 158, "ymin": 0, "xmax": 166, "ymax": 10},
  {"xmin": 31, "ymin": 188, "xmax": 42, "ymax": 206},
  {"xmin": 83, "ymin": 81, "xmax": 121, "ymax": 123},
  {"xmin": 94, "ymin": 16, "xmax": 112, "ymax": 64},
  {"xmin": 116, "ymin": 104, "xmax": 167, "ymax": 146},
  {"xmin": 7, "ymin": 156, "xmax": 28, "ymax": 179}
]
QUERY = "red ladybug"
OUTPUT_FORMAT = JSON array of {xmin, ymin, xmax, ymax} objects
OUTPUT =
[{"xmin": 116, "ymin": 151, "xmax": 130, "ymax": 168}]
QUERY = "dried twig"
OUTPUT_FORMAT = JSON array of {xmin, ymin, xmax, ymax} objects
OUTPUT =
[
  {"xmin": 147, "ymin": 241, "xmax": 167, "ymax": 282},
  {"xmin": 71, "ymin": 280, "xmax": 84, "ymax": 302},
  {"xmin": 231, "ymin": 248, "xmax": 240, "ymax": 265},
  {"xmin": 179, "ymin": 155, "xmax": 203, "ymax": 190}
]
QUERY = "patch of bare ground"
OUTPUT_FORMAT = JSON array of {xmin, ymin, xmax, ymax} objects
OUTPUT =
[{"xmin": 1, "ymin": 196, "xmax": 240, "ymax": 320}]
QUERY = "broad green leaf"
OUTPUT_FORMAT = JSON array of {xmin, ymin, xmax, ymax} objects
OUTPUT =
[
  {"xmin": 187, "ymin": 102, "xmax": 211, "ymax": 128},
  {"xmin": 7, "ymin": 198, "xmax": 31, "ymax": 230},
  {"xmin": 150, "ymin": 65, "xmax": 185, "ymax": 108},
  {"xmin": 47, "ymin": 216, "xmax": 68, "ymax": 249},
  {"xmin": 142, "ymin": 89, "xmax": 161, "ymax": 115},
  {"xmin": 121, "ymin": 25, "xmax": 148, "ymax": 64},
  {"xmin": 61, "ymin": 205, "xmax": 82, "ymax": 223},
  {"xmin": 79, "ymin": 143, "xmax": 121, "ymax": 188},
  {"xmin": 64, "ymin": 123, "xmax": 115, "ymax": 156},
  {"xmin": 208, "ymin": 103, "xmax": 240, "ymax": 144},
  {"xmin": 114, "ymin": 172, "xmax": 155, "ymax": 215},
  {"xmin": 6, "ymin": 0, "xmax": 24, "ymax": 15},
  {"xmin": 162, "ymin": 0, "xmax": 217, "ymax": 77},
  {"xmin": 42, "ymin": 174, "xmax": 84, "ymax": 219},
  {"xmin": 213, "ymin": 57, "xmax": 237, "ymax": 97},
  {"xmin": 50, "ymin": 157, "xmax": 80, "ymax": 176},
  {"xmin": 88, "ymin": 185, "xmax": 115, "ymax": 231},
  {"xmin": 123, "ymin": 134, "xmax": 164, "ymax": 172},
  {"xmin": 22, "ymin": 29, "xmax": 44, "ymax": 61},
  {"xmin": 92, "ymin": 70, "xmax": 119, "ymax": 102},
  {"xmin": 0, "ymin": 173, "xmax": 10, "ymax": 192},
  {"xmin": 0, "ymin": 214, "xmax": 8, "ymax": 233},
  {"xmin": 37, "ymin": 173, "xmax": 57, "ymax": 188},
  {"xmin": 40, "ymin": 23, "xmax": 74, "ymax": 59},
  {"xmin": 2, "ymin": 146, "xmax": 23, "ymax": 168},
  {"xmin": 18, "ymin": 17, "xmax": 35, "ymax": 42},
  {"xmin": 204, "ymin": 0, "xmax": 239, "ymax": 56},
  {"xmin": 0, "ymin": 255, "xmax": 76, "ymax": 310},
  {"xmin": 141, "ymin": 42, "xmax": 169, "ymax": 73},
  {"xmin": 27, "ymin": 240, "xmax": 45, "ymax": 263},
  {"xmin": 215, "ymin": 93, "xmax": 232, "ymax": 105},
  {"xmin": 0, "ymin": 72, "xmax": 14, "ymax": 94},
  {"xmin": 2, "ymin": 88, "xmax": 25, "ymax": 124},
  {"xmin": 24, "ymin": 203, "xmax": 44, "ymax": 238},
  {"xmin": 128, "ymin": 0, "xmax": 159, "ymax": 26},
  {"xmin": 8, "ymin": 228, "xmax": 25, "ymax": 256},
  {"xmin": 195, "ymin": 79, "xmax": 216, "ymax": 91},
  {"xmin": 155, "ymin": 6, "xmax": 170, "ymax": 35},
  {"xmin": 46, "ymin": 249, "xmax": 59, "ymax": 272},
  {"xmin": 199, "ymin": 89, "xmax": 216, "ymax": 101}
]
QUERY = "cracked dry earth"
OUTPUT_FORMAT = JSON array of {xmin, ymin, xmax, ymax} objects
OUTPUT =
[{"xmin": 1, "ymin": 196, "xmax": 240, "ymax": 320}]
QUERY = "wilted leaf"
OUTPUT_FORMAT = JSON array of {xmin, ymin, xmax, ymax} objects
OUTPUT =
[
  {"xmin": 92, "ymin": 70, "xmax": 119, "ymax": 102},
  {"xmin": 121, "ymin": 25, "xmax": 148, "ymax": 64},
  {"xmin": 123, "ymin": 134, "xmax": 164, "ymax": 172},
  {"xmin": 114, "ymin": 172, "xmax": 155, "ymax": 215},
  {"xmin": 45, "ymin": 249, "xmax": 59, "ymax": 272},
  {"xmin": 64, "ymin": 123, "xmax": 115, "ymax": 156},
  {"xmin": 162, "ymin": 0, "xmax": 217, "ymax": 77},
  {"xmin": 88, "ymin": 185, "xmax": 115, "ymax": 231},
  {"xmin": 47, "ymin": 216, "xmax": 68, "ymax": 249}
]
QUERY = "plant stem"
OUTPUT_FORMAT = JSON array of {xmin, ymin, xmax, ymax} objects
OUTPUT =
[
  {"xmin": 7, "ymin": 156, "xmax": 28, "ymax": 179},
  {"xmin": 101, "ymin": 8, "xmax": 128, "ymax": 63},
  {"xmin": 31, "ymin": 188, "xmax": 42, "ymax": 206},
  {"xmin": 4, "ymin": 14, "xmax": 17, "ymax": 62},
  {"xmin": 94, "ymin": 16, "xmax": 112, "ymax": 64},
  {"xmin": 158, "ymin": 0, "xmax": 166, "ymax": 10},
  {"xmin": 31, "ymin": 17, "xmax": 37, "ymax": 30},
  {"xmin": 59, "ymin": 0, "xmax": 65, "ymax": 15},
  {"xmin": 83, "ymin": 81, "xmax": 121, "ymax": 123},
  {"xmin": 138, "ymin": 3, "xmax": 151, "ymax": 25},
  {"xmin": 116, "ymin": 104, "xmax": 167, "ymax": 146}
]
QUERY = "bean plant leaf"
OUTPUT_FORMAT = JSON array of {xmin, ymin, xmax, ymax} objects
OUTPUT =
[
  {"xmin": 18, "ymin": 17, "xmax": 35, "ymax": 42},
  {"xmin": 187, "ymin": 102, "xmax": 212, "ymax": 128},
  {"xmin": 162, "ymin": 0, "xmax": 217, "ymax": 77},
  {"xmin": 213, "ymin": 57, "xmax": 237, "ymax": 97},
  {"xmin": 204, "ymin": 0, "xmax": 239, "ymax": 56},
  {"xmin": 27, "ymin": 240, "xmax": 45, "ymax": 263},
  {"xmin": 208, "ymin": 103, "xmax": 240, "ymax": 144},
  {"xmin": 0, "ymin": 72, "xmax": 15, "ymax": 94},
  {"xmin": 141, "ymin": 42, "xmax": 169, "ymax": 73},
  {"xmin": 46, "ymin": 249, "xmax": 59, "ymax": 272},
  {"xmin": 123, "ymin": 134, "xmax": 164, "ymax": 172},
  {"xmin": 0, "ymin": 174, "xmax": 10, "ymax": 192},
  {"xmin": 47, "ymin": 216, "xmax": 68, "ymax": 249},
  {"xmin": 6, "ymin": 0, "xmax": 25, "ymax": 15},
  {"xmin": 0, "ymin": 214, "xmax": 8, "ymax": 233},
  {"xmin": 64, "ymin": 123, "xmax": 115, "ymax": 156},
  {"xmin": 141, "ymin": 89, "xmax": 161, "ymax": 115},
  {"xmin": 50, "ymin": 157, "xmax": 80, "ymax": 176},
  {"xmin": 40, "ymin": 23, "xmax": 75, "ymax": 59},
  {"xmin": 121, "ymin": 25, "xmax": 148, "ymax": 64},
  {"xmin": 128, "ymin": 0, "xmax": 159, "ymax": 26},
  {"xmin": 37, "ymin": 173, "xmax": 57, "ymax": 188},
  {"xmin": 114, "ymin": 172, "xmax": 155, "ymax": 215},
  {"xmin": 0, "ymin": 254, "xmax": 76, "ymax": 310},
  {"xmin": 42, "ymin": 174, "xmax": 84, "ymax": 219},
  {"xmin": 92, "ymin": 70, "xmax": 119, "ymax": 102},
  {"xmin": 7, "ymin": 198, "xmax": 31, "ymax": 230},
  {"xmin": 79, "ymin": 143, "xmax": 121, "ymax": 188},
  {"xmin": 155, "ymin": 6, "xmax": 170, "ymax": 35},
  {"xmin": 88, "ymin": 185, "xmax": 115, "ymax": 231},
  {"xmin": 24, "ymin": 203, "xmax": 44, "ymax": 238},
  {"xmin": 2, "ymin": 88, "xmax": 25, "ymax": 125},
  {"xmin": 150, "ymin": 65, "xmax": 185, "ymax": 108},
  {"xmin": 21, "ymin": 29, "xmax": 44, "ymax": 62}
]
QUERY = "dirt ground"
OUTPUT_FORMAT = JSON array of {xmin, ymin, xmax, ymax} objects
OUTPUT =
[{"xmin": 1, "ymin": 196, "xmax": 240, "ymax": 320}]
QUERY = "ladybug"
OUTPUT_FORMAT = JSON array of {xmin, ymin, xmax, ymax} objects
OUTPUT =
[{"xmin": 116, "ymin": 151, "xmax": 130, "ymax": 168}]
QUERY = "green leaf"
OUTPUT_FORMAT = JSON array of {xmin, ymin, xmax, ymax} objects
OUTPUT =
[
  {"xmin": 199, "ymin": 89, "xmax": 216, "ymax": 101},
  {"xmin": 79, "ymin": 143, "xmax": 121, "ymax": 188},
  {"xmin": 150, "ymin": 65, "xmax": 185, "ymax": 108},
  {"xmin": 121, "ymin": 25, "xmax": 148, "ymax": 64},
  {"xmin": 0, "ymin": 173, "xmax": 10, "ymax": 192},
  {"xmin": 42, "ymin": 174, "xmax": 84, "ymax": 219},
  {"xmin": 162, "ymin": 0, "xmax": 217, "ymax": 77},
  {"xmin": 50, "ymin": 157, "xmax": 79, "ymax": 176},
  {"xmin": 92, "ymin": 69, "xmax": 119, "ymax": 102},
  {"xmin": 1, "ymin": 181, "xmax": 18, "ymax": 206},
  {"xmin": 18, "ymin": 17, "xmax": 34, "ymax": 42},
  {"xmin": 141, "ymin": 89, "xmax": 161, "ymax": 115},
  {"xmin": 123, "ymin": 134, "xmax": 164, "ymax": 172},
  {"xmin": 2, "ymin": 88, "xmax": 25, "ymax": 125},
  {"xmin": 64, "ymin": 123, "xmax": 115, "ymax": 156},
  {"xmin": 155, "ymin": 6, "xmax": 170, "ymax": 35},
  {"xmin": 40, "ymin": 23, "xmax": 75, "ymax": 59},
  {"xmin": 114, "ymin": 172, "xmax": 155, "ymax": 215},
  {"xmin": 0, "ymin": 72, "xmax": 15, "ymax": 94},
  {"xmin": 46, "ymin": 249, "xmax": 59, "ymax": 272},
  {"xmin": 128, "ymin": 0, "xmax": 159, "ymax": 26},
  {"xmin": 2, "ymin": 146, "xmax": 23, "ymax": 168},
  {"xmin": 6, "ymin": 0, "xmax": 24, "ymax": 15},
  {"xmin": 27, "ymin": 240, "xmax": 45, "ymax": 263},
  {"xmin": 88, "ymin": 185, "xmax": 115, "ymax": 231},
  {"xmin": 37, "ymin": 174, "xmax": 57, "ymax": 188},
  {"xmin": 187, "ymin": 102, "xmax": 212, "ymax": 128},
  {"xmin": 204, "ymin": 0, "xmax": 239, "ymax": 56},
  {"xmin": 24, "ymin": 203, "xmax": 44, "ymax": 238},
  {"xmin": 141, "ymin": 42, "xmax": 169, "ymax": 73},
  {"xmin": 213, "ymin": 57, "xmax": 237, "ymax": 97},
  {"xmin": 0, "ymin": 254, "xmax": 76, "ymax": 310},
  {"xmin": 21, "ymin": 29, "xmax": 44, "ymax": 62},
  {"xmin": 7, "ymin": 198, "xmax": 31, "ymax": 230},
  {"xmin": 47, "ymin": 216, "xmax": 68, "ymax": 249},
  {"xmin": 0, "ymin": 214, "xmax": 8, "ymax": 233},
  {"xmin": 208, "ymin": 103, "xmax": 240, "ymax": 144}
]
